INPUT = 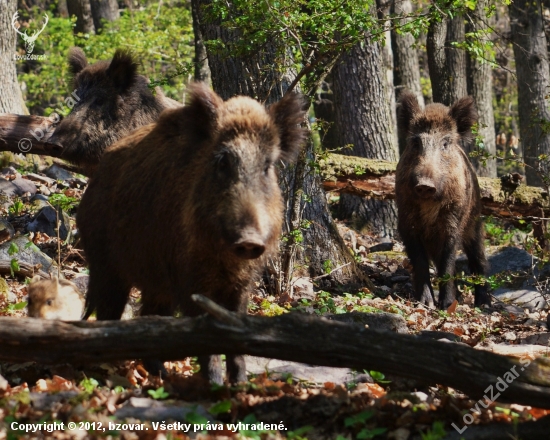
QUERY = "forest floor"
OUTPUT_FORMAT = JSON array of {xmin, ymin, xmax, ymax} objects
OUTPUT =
[{"xmin": 0, "ymin": 160, "xmax": 549, "ymax": 440}]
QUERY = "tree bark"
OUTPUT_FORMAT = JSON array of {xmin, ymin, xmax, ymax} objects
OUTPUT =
[
  {"xmin": 446, "ymin": 14, "xmax": 468, "ymax": 103},
  {"xmin": 0, "ymin": 114, "xmax": 62, "ymax": 156},
  {"xmin": 66, "ymin": 0, "xmax": 94, "ymax": 34},
  {"xmin": 391, "ymin": 0, "xmax": 424, "ymax": 109},
  {"xmin": 331, "ymin": 35, "xmax": 398, "ymax": 238},
  {"xmin": 466, "ymin": 0, "xmax": 497, "ymax": 178},
  {"xmin": 427, "ymin": 16, "xmax": 451, "ymax": 105},
  {"xmin": 195, "ymin": 0, "xmax": 369, "ymax": 289},
  {"xmin": 89, "ymin": 0, "xmax": 119, "ymax": 31},
  {"xmin": 1, "ymin": 296, "xmax": 550, "ymax": 409},
  {"xmin": 427, "ymin": 13, "xmax": 467, "ymax": 106},
  {"xmin": 191, "ymin": 0, "xmax": 211, "ymax": 85},
  {"xmin": 510, "ymin": 0, "xmax": 550, "ymax": 187},
  {"xmin": 0, "ymin": 0, "xmax": 28, "ymax": 115}
]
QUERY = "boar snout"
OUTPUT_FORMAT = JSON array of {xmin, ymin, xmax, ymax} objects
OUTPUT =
[
  {"xmin": 414, "ymin": 178, "xmax": 437, "ymax": 199},
  {"xmin": 231, "ymin": 232, "xmax": 266, "ymax": 259}
]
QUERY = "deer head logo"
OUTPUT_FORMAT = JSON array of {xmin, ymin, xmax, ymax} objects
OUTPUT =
[{"xmin": 12, "ymin": 12, "xmax": 49, "ymax": 54}]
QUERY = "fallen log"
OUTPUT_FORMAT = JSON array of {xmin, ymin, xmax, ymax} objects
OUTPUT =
[
  {"xmin": 0, "ymin": 114, "xmax": 62, "ymax": 156},
  {"xmin": 319, "ymin": 154, "xmax": 550, "ymax": 219},
  {"xmin": 1, "ymin": 295, "xmax": 549, "ymax": 409}
]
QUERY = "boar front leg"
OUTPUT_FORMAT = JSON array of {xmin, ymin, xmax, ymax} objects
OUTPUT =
[
  {"xmin": 402, "ymin": 235, "xmax": 435, "ymax": 307},
  {"xmin": 436, "ymin": 238, "xmax": 459, "ymax": 310},
  {"xmin": 463, "ymin": 221, "xmax": 490, "ymax": 307}
]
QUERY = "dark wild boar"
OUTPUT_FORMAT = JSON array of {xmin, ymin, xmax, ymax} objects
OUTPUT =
[
  {"xmin": 27, "ymin": 276, "xmax": 84, "ymax": 320},
  {"xmin": 395, "ymin": 91, "xmax": 490, "ymax": 310},
  {"xmin": 49, "ymin": 47, "xmax": 180, "ymax": 175},
  {"xmin": 78, "ymin": 83, "xmax": 307, "ymax": 384}
]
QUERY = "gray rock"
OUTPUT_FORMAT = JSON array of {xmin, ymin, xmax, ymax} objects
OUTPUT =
[
  {"xmin": 369, "ymin": 242, "xmax": 394, "ymax": 253},
  {"xmin": 44, "ymin": 164, "xmax": 74, "ymax": 181},
  {"xmin": 245, "ymin": 356, "xmax": 372, "ymax": 385},
  {"xmin": 29, "ymin": 391, "xmax": 79, "ymax": 411},
  {"xmin": 27, "ymin": 205, "xmax": 71, "ymax": 240},
  {"xmin": 292, "ymin": 276, "xmax": 314, "ymax": 299},
  {"xmin": 11, "ymin": 178, "xmax": 37, "ymax": 196},
  {"xmin": 0, "ymin": 167, "xmax": 17, "ymax": 177},
  {"xmin": 25, "ymin": 173, "xmax": 55, "ymax": 186},
  {"xmin": 418, "ymin": 331, "xmax": 461, "ymax": 342},
  {"xmin": 493, "ymin": 287, "xmax": 548, "ymax": 311},
  {"xmin": 0, "ymin": 236, "xmax": 57, "ymax": 276},
  {"xmin": 456, "ymin": 246, "xmax": 535, "ymax": 277},
  {"xmin": 0, "ymin": 219, "xmax": 15, "ymax": 241},
  {"xmin": 326, "ymin": 311, "xmax": 408, "ymax": 334},
  {"xmin": 521, "ymin": 332, "xmax": 550, "ymax": 345},
  {"xmin": 115, "ymin": 397, "xmax": 211, "ymax": 422},
  {"xmin": 0, "ymin": 179, "xmax": 19, "ymax": 197}
]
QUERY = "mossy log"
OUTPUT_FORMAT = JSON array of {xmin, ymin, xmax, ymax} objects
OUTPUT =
[
  {"xmin": 320, "ymin": 154, "xmax": 549, "ymax": 219},
  {"xmin": 0, "ymin": 114, "xmax": 62, "ymax": 156}
]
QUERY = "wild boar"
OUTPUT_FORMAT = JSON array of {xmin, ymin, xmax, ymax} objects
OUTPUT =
[
  {"xmin": 27, "ymin": 275, "xmax": 84, "ymax": 320},
  {"xmin": 77, "ymin": 83, "xmax": 307, "ymax": 384},
  {"xmin": 49, "ymin": 47, "xmax": 180, "ymax": 175},
  {"xmin": 395, "ymin": 91, "xmax": 490, "ymax": 310}
]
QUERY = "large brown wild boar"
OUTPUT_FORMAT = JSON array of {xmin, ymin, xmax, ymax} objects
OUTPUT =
[
  {"xmin": 78, "ymin": 83, "xmax": 307, "ymax": 384},
  {"xmin": 395, "ymin": 91, "xmax": 490, "ymax": 310},
  {"xmin": 49, "ymin": 48, "xmax": 180, "ymax": 175}
]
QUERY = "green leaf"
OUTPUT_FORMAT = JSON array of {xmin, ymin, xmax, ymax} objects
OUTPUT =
[{"xmin": 209, "ymin": 400, "xmax": 231, "ymax": 414}]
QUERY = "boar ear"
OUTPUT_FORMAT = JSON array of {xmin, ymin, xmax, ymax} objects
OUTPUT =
[
  {"xmin": 450, "ymin": 96, "xmax": 478, "ymax": 136},
  {"xmin": 269, "ymin": 92, "xmax": 308, "ymax": 164},
  {"xmin": 185, "ymin": 82, "xmax": 223, "ymax": 138},
  {"xmin": 31, "ymin": 275, "xmax": 41, "ymax": 283},
  {"xmin": 107, "ymin": 50, "xmax": 139, "ymax": 91},
  {"xmin": 397, "ymin": 90, "xmax": 421, "ymax": 135},
  {"xmin": 68, "ymin": 47, "xmax": 88, "ymax": 76}
]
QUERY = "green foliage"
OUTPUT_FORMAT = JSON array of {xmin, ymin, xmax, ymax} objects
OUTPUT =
[
  {"xmin": 343, "ymin": 410, "xmax": 387, "ymax": 439},
  {"xmin": 208, "ymin": 400, "xmax": 231, "ymax": 415},
  {"xmin": 420, "ymin": 421, "xmax": 447, "ymax": 440},
  {"xmin": 18, "ymin": 3, "xmax": 194, "ymax": 114},
  {"xmin": 9, "ymin": 199, "xmax": 26, "ymax": 217},
  {"xmin": 147, "ymin": 386, "xmax": 169, "ymax": 400},
  {"xmin": 49, "ymin": 193, "xmax": 78, "ymax": 212},
  {"xmin": 79, "ymin": 377, "xmax": 99, "ymax": 394},
  {"xmin": 369, "ymin": 371, "xmax": 390, "ymax": 384}
]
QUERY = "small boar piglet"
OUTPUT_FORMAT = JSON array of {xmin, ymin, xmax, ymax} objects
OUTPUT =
[
  {"xmin": 77, "ymin": 83, "xmax": 307, "ymax": 384},
  {"xmin": 395, "ymin": 91, "xmax": 490, "ymax": 309},
  {"xmin": 49, "ymin": 48, "xmax": 180, "ymax": 174},
  {"xmin": 27, "ymin": 275, "xmax": 84, "ymax": 320}
]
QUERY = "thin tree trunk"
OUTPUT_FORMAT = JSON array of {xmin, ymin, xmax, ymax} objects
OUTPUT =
[
  {"xmin": 466, "ymin": 0, "xmax": 497, "ymax": 178},
  {"xmin": 427, "ymin": 17, "xmax": 451, "ymax": 105},
  {"xmin": 446, "ymin": 14, "xmax": 468, "ymax": 102},
  {"xmin": 196, "ymin": 0, "xmax": 370, "ymax": 288},
  {"xmin": 66, "ymin": 0, "xmax": 94, "ymax": 34},
  {"xmin": 510, "ymin": 0, "xmax": 550, "ymax": 187},
  {"xmin": 0, "ymin": 0, "xmax": 28, "ymax": 115},
  {"xmin": 332, "ymin": 37, "xmax": 398, "ymax": 238},
  {"xmin": 391, "ymin": 0, "xmax": 424, "ymax": 107},
  {"xmin": 191, "ymin": 0, "xmax": 211, "ymax": 85},
  {"xmin": 89, "ymin": 0, "xmax": 119, "ymax": 31}
]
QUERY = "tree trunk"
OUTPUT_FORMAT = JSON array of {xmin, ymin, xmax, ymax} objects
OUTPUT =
[
  {"xmin": 510, "ymin": 0, "xmax": 550, "ymax": 187},
  {"xmin": 0, "ymin": 0, "xmax": 28, "ymax": 115},
  {"xmin": 89, "ymin": 0, "xmax": 119, "ymax": 31},
  {"xmin": 191, "ymin": 0, "xmax": 211, "ymax": 85},
  {"xmin": 446, "ymin": 14, "xmax": 467, "ymax": 102},
  {"xmin": 427, "ymin": 17, "xmax": 451, "ymax": 105},
  {"xmin": 466, "ymin": 0, "xmax": 497, "ymax": 178},
  {"xmin": 391, "ymin": 0, "xmax": 425, "ymax": 154},
  {"xmin": 196, "ymin": 0, "xmax": 371, "ymax": 289},
  {"xmin": 66, "ymin": 0, "xmax": 94, "ymax": 34},
  {"xmin": 427, "ymin": 13, "xmax": 467, "ymax": 106},
  {"xmin": 331, "ymin": 37, "xmax": 398, "ymax": 238},
  {"xmin": 391, "ymin": 0, "xmax": 424, "ymax": 107}
]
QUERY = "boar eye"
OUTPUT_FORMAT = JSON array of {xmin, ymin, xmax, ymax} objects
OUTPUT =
[
  {"xmin": 94, "ymin": 97, "xmax": 104, "ymax": 107},
  {"xmin": 46, "ymin": 299, "xmax": 53, "ymax": 306},
  {"xmin": 264, "ymin": 161, "xmax": 271, "ymax": 175},
  {"xmin": 215, "ymin": 151, "xmax": 231, "ymax": 175},
  {"xmin": 442, "ymin": 139, "xmax": 450, "ymax": 149}
]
